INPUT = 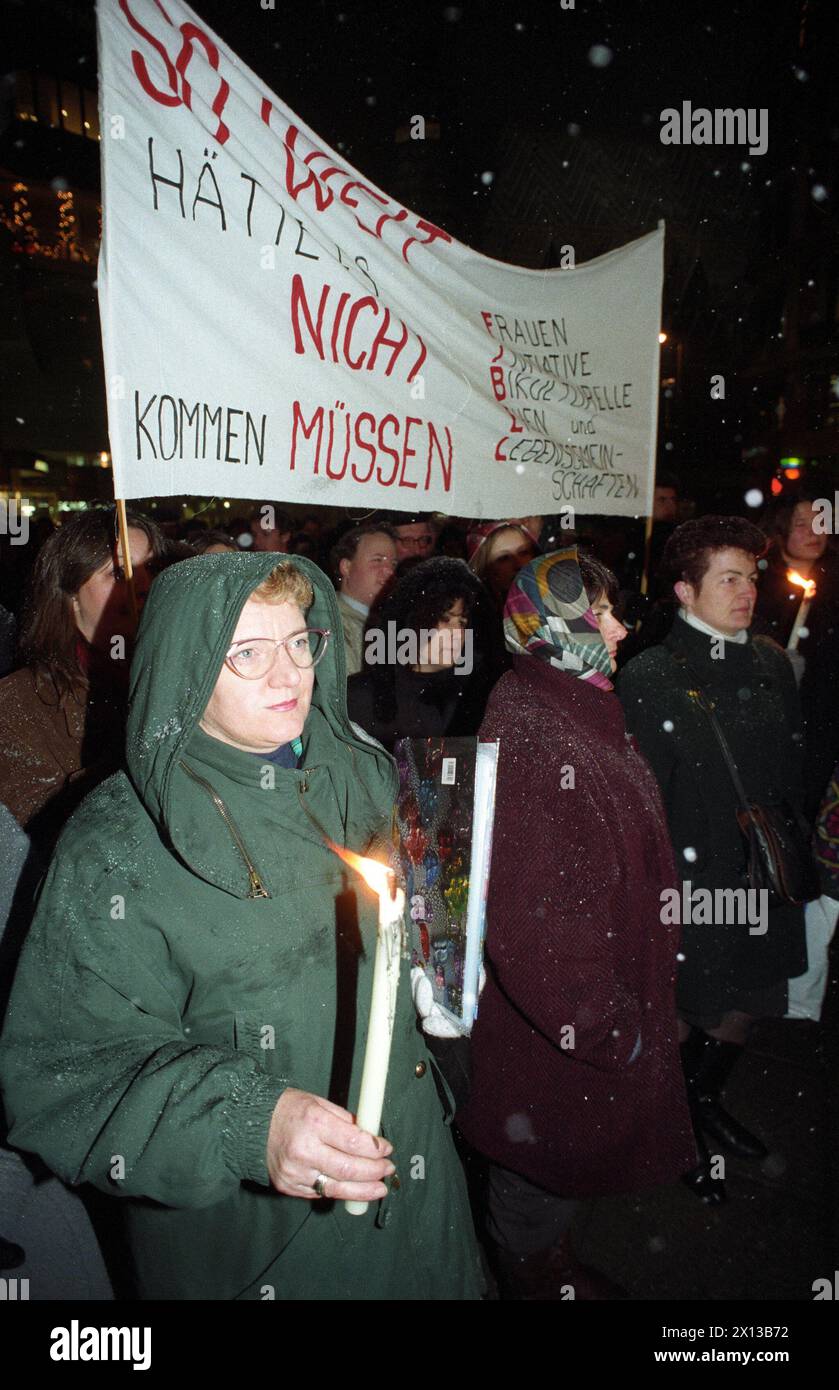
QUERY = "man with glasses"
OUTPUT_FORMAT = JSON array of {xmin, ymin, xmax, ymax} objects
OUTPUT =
[
  {"xmin": 389, "ymin": 513, "xmax": 438, "ymax": 564},
  {"xmin": 332, "ymin": 522, "xmax": 398, "ymax": 676}
]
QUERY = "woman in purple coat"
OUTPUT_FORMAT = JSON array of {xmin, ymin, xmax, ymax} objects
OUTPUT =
[{"xmin": 457, "ymin": 548, "xmax": 695, "ymax": 1299}]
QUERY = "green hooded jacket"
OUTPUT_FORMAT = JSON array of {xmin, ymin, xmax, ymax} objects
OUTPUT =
[{"xmin": 0, "ymin": 553, "xmax": 483, "ymax": 1300}]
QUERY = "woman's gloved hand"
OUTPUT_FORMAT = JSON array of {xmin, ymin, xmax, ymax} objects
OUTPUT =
[
  {"xmin": 411, "ymin": 967, "xmax": 462, "ymax": 1037},
  {"xmin": 410, "ymin": 965, "xmax": 486, "ymax": 1038}
]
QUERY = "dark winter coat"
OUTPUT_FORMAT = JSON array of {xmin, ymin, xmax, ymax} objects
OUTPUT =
[
  {"xmin": 456, "ymin": 655, "xmax": 695, "ymax": 1198},
  {"xmin": 347, "ymin": 664, "xmax": 491, "ymax": 753},
  {"xmin": 0, "ymin": 661, "xmax": 126, "ymax": 855},
  {"xmin": 0, "ymin": 805, "xmax": 113, "ymax": 1300},
  {"xmin": 0, "ymin": 553, "xmax": 483, "ymax": 1300},
  {"xmin": 0, "ymin": 605, "xmax": 16, "ymax": 679},
  {"xmin": 617, "ymin": 617, "xmax": 808, "ymax": 1019},
  {"xmin": 752, "ymin": 547, "xmax": 839, "ymax": 821}
]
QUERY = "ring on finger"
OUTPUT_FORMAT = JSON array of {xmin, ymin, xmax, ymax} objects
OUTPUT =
[{"xmin": 312, "ymin": 1172, "xmax": 330, "ymax": 1199}]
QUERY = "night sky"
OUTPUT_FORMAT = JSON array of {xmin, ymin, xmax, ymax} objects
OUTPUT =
[{"xmin": 184, "ymin": 0, "xmax": 838, "ymax": 248}]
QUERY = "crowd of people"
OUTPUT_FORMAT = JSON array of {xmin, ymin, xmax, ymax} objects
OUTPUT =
[{"xmin": 0, "ymin": 491, "xmax": 837, "ymax": 1300}]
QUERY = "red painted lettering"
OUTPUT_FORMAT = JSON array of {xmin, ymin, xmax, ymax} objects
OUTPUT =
[
  {"xmin": 351, "ymin": 412, "xmax": 378, "ymax": 483},
  {"xmin": 401, "ymin": 217, "xmax": 453, "ymax": 264},
  {"xmin": 339, "ymin": 180, "xmax": 389, "ymax": 237},
  {"xmin": 329, "ymin": 291, "xmax": 351, "ymax": 363},
  {"xmin": 290, "ymin": 274, "xmax": 328, "ymax": 359},
  {"xmin": 399, "ymin": 417, "xmax": 422, "ymax": 490},
  {"xmin": 283, "ymin": 126, "xmax": 334, "ymax": 212},
  {"xmin": 376, "ymin": 415, "xmax": 401, "ymax": 487},
  {"xmin": 367, "ymin": 308, "xmax": 409, "ymax": 376},
  {"xmin": 342, "ymin": 295, "xmax": 379, "ymax": 371},
  {"xmin": 427, "ymin": 423, "xmax": 453, "ymax": 492},
  {"xmin": 290, "ymin": 401, "xmax": 323, "ymax": 472},
  {"xmin": 490, "ymin": 364, "xmax": 506, "ymax": 401}
]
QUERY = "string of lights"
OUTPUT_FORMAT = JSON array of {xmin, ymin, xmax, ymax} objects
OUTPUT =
[{"xmin": 1, "ymin": 180, "xmax": 96, "ymax": 263}]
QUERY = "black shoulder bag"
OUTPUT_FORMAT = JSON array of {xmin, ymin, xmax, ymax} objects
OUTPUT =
[{"xmin": 676, "ymin": 652, "xmax": 819, "ymax": 907}]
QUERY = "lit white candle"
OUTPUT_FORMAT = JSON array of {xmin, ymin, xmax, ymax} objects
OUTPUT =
[
  {"xmin": 786, "ymin": 570, "xmax": 816, "ymax": 653},
  {"xmin": 329, "ymin": 845, "xmax": 405, "ymax": 1216}
]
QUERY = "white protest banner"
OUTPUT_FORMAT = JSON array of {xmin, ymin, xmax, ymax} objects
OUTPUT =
[{"xmin": 96, "ymin": 0, "xmax": 664, "ymax": 516}]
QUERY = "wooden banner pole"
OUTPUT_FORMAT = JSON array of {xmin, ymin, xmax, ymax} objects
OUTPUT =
[
  {"xmin": 115, "ymin": 497, "xmax": 139, "ymax": 627},
  {"xmin": 638, "ymin": 510, "xmax": 655, "ymax": 598}
]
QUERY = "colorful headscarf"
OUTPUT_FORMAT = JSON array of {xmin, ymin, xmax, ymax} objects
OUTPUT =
[
  {"xmin": 503, "ymin": 547, "xmax": 614, "ymax": 690},
  {"xmin": 466, "ymin": 519, "xmax": 540, "ymax": 566}
]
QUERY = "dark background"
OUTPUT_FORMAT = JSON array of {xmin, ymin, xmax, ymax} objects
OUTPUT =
[{"xmin": 1, "ymin": 0, "xmax": 838, "ymax": 517}]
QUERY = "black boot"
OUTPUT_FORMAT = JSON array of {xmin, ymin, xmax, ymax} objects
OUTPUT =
[
  {"xmin": 690, "ymin": 1036, "xmax": 768, "ymax": 1160},
  {"xmin": 680, "ymin": 1034, "xmax": 727, "ymax": 1205}
]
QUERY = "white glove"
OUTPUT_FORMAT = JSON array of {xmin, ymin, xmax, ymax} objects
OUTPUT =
[{"xmin": 411, "ymin": 966, "xmax": 464, "ymax": 1039}]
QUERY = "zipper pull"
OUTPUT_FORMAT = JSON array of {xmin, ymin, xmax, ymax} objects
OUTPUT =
[{"xmin": 248, "ymin": 868, "xmax": 269, "ymax": 899}]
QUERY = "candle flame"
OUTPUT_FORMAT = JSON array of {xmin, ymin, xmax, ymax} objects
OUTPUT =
[
  {"xmin": 786, "ymin": 569, "xmax": 817, "ymax": 600},
  {"xmin": 330, "ymin": 842, "xmax": 397, "ymax": 900}
]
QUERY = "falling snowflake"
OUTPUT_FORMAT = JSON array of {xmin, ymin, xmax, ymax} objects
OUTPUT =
[
  {"xmin": 662, "ymin": 719, "xmax": 674, "ymax": 732},
  {"xmin": 588, "ymin": 44, "xmax": 613, "ymax": 68},
  {"xmin": 505, "ymin": 1112, "xmax": 537, "ymax": 1144},
  {"xmin": 480, "ymin": 171, "xmax": 494, "ymax": 186},
  {"xmin": 744, "ymin": 488, "xmax": 763, "ymax": 508},
  {"xmin": 683, "ymin": 846, "xmax": 697, "ymax": 863},
  {"xmin": 811, "ymin": 184, "xmax": 828, "ymax": 202}
]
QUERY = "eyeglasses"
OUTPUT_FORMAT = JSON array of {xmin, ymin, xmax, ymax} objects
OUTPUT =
[
  {"xmin": 397, "ymin": 537, "xmax": 433, "ymax": 551},
  {"xmin": 225, "ymin": 629, "xmax": 330, "ymax": 679}
]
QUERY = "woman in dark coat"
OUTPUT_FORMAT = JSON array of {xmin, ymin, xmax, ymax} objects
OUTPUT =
[
  {"xmin": 347, "ymin": 556, "xmax": 501, "ymax": 752},
  {"xmin": 456, "ymin": 547, "xmax": 695, "ymax": 1299},
  {"xmin": 0, "ymin": 506, "xmax": 166, "ymax": 855},
  {"xmin": 618, "ymin": 517, "xmax": 809, "ymax": 1203}
]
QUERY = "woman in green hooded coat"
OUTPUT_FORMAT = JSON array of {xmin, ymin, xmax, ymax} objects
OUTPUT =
[{"xmin": 0, "ymin": 553, "xmax": 484, "ymax": 1301}]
